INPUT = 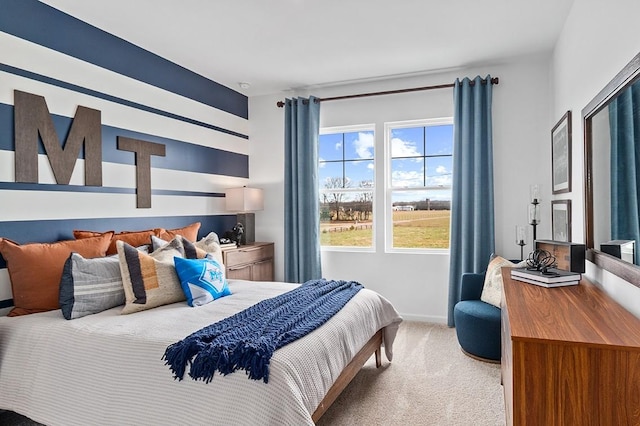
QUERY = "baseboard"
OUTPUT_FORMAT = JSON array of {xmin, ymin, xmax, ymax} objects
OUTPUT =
[{"xmin": 399, "ymin": 313, "xmax": 447, "ymax": 324}]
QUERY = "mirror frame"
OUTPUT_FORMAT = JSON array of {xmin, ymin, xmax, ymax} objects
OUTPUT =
[{"xmin": 583, "ymin": 51, "xmax": 640, "ymax": 286}]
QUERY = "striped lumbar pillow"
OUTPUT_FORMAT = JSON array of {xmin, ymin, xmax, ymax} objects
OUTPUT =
[
  {"xmin": 117, "ymin": 238, "xmax": 187, "ymax": 314},
  {"xmin": 59, "ymin": 245, "xmax": 150, "ymax": 320},
  {"xmin": 59, "ymin": 253, "xmax": 125, "ymax": 320}
]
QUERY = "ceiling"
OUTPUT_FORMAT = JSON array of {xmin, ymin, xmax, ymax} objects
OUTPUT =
[{"xmin": 40, "ymin": 0, "xmax": 575, "ymax": 97}]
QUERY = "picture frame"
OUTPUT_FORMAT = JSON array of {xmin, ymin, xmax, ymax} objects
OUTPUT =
[
  {"xmin": 551, "ymin": 111, "xmax": 572, "ymax": 194},
  {"xmin": 551, "ymin": 200, "xmax": 571, "ymax": 242}
]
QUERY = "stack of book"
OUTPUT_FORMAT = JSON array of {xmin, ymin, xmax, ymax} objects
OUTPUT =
[
  {"xmin": 219, "ymin": 242, "xmax": 237, "ymax": 250},
  {"xmin": 510, "ymin": 267, "xmax": 581, "ymax": 288}
]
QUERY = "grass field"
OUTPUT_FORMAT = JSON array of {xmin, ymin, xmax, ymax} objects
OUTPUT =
[{"xmin": 320, "ymin": 210, "xmax": 450, "ymax": 248}]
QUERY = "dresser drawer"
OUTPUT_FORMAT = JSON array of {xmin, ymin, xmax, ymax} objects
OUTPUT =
[{"xmin": 224, "ymin": 243, "xmax": 274, "ymax": 267}]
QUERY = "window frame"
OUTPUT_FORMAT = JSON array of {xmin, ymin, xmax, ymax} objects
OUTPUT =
[
  {"xmin": 319, "ymin": 124, "xmax": 376, "ymax": 252},
  {"xmin": 384, "ymin": 117, "xmax": 454, "ymax": 254}
]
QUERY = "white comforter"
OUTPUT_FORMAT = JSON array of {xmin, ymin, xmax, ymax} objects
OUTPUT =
[{"xmin": 0, "ymin": 279, "xmax": 402, "ymax": 425}]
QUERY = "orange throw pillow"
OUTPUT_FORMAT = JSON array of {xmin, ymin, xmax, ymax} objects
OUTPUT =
[
  {"xmin": 158, "ymin": 222, "xmax": 201, "ymax": 242},
  {"xmin": 74, "ymin": 229, "xmax": 162, "ymax": 255},
  {"xmin": 0, "ymin": 233, "xmax": 113, "ymax": 316}
]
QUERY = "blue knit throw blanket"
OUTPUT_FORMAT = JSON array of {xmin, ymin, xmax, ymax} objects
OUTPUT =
[{"xmin": 163, "ymin": 279, "xmax": 363, "ymax": 383}]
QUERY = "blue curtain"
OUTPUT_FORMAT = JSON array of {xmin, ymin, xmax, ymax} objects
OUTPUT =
[
  {"xmin": 284, "ymin": 96, "xmax": 322, "ymax": 282},
  {"xmin": 609, "ymin": 83, "xmax": 640, "ymax": 265},
  {"xmin": 447, "ymin": 76, "xmax": 495, "ymax": 326}
]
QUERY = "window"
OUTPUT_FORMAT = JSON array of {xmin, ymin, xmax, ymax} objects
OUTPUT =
[
  {"xmin": 318, "ymin": 125, "xmax": 375, "ymax": 248},
  {"xmin": 318, "ymin": 119, "xmax": 453, "ymax": 252},
  {"xmin": 385, "ymin": 118, "xmax": 453, "ymax": 250}
]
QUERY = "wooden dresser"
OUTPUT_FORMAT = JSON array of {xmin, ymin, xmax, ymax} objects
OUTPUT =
[
  {"xmin": 222, "ymin": 242, "xmax": 274, "ymax": 281},
  {"xmin": 501, "ymin": 268, "xmax": 640, "ymax": 425}
]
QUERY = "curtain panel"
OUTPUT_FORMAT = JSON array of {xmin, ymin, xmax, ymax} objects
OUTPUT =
[
  {"xmin": 609, "ymin": 84, "xmax": 640, "ymax": 265},
  {"xmin": 284, "ymin": 96, "xmax": 322, "ymax": 283},
  {"xmin": 447, "ymin": 76, "xmax": 496, "ymax": 326}
]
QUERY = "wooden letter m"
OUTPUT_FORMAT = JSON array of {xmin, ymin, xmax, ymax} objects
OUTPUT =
[{"xmin": 14, "ymin": 90, "xmax": 102, "ymax": 186}]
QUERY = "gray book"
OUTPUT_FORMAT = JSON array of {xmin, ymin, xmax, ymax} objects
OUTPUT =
[{"xmin": 511, "ymin": 267, "xmax": 581, "ymax": 284}]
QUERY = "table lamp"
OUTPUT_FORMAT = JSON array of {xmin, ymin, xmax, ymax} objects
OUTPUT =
[{"xmin": 225, "ymin": 187, "xmax": 264, "ymax": 245}]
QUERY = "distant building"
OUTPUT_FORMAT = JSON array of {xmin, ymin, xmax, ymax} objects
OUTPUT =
[{"xmin": 392, "ymin": 205, "xmax": 415, "ymax": 211}]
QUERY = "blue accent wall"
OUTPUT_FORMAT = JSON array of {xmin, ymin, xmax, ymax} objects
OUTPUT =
[
  {"xmin": 0, "ymin": 0, "xmax": 248, "ymax": 119},
  {"xmin": 0, "ymin": 102, "xmax": 249, "ymax": 178},
  {"xmin": 0, "ymin": 1, "xmax": 252, "ymax": 310}
]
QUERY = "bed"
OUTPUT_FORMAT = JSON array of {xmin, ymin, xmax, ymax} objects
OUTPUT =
[{"xmin": 0, "ymin": 277, "xmax": 402, "ymax": 425}]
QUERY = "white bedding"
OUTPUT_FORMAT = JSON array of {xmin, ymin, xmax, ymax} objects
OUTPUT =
[{"xmin": 0, "ymin": 279, "xmax": 402, "ymax": 425}]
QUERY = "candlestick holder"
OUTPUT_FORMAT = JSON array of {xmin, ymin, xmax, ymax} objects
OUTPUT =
[
  {"xmin": 515, "ymin": 225, "xmax": 527, "ymax": 261},
  {"xmin": 528, "ymin": 185, "xmax": 541, "ymax": 242}
]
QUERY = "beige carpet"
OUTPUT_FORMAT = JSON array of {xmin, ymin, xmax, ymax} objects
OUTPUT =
[{"xmin": 317, "ymin": 321, "xmax": 505, "ymax": 426}]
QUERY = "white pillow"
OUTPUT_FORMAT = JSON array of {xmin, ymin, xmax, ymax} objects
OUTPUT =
[{"xmin": 480, "ymin": 255, "xmax": 526, "ymax": 308}]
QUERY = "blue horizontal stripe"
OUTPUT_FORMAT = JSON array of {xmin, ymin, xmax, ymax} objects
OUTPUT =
[
  {"xmin": 0, "ymin": 215, "xmax": 239, "ymax": 269},
  {"xmin": 152, "ymin": 189, "xmax": 224, "ymax": 198},
  {"xmin": 0, "ymin": 102, "xmax": 249, "ymax": 178},
  {"xmin": 0, "ymin": 63, "xmax": 248, "ymax": 140},
  {"xmin": 0, "ymin": 0, "xmax": 248, "ymax": 119},
  {"xmin": 0, "ymin": 181, "xmax": 134, "ymax": 194},
  {"xmin": 0, "ymin": 182, "xmax": 224, "ymax": 198},
  {"xmin": 0, "ymin": 299, "xmax": 13, "ymax": 309}
]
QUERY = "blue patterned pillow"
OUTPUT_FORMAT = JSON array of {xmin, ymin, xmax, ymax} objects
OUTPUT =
[{"xmin": 174, "ymin": 255, "xmax": 231, "ymax": 307}]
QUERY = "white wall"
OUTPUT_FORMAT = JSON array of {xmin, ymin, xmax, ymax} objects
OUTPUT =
[
  {"xmin": 250, "ymin": 54, "xmax": 552, "ymax": 322},
  {"xmin": 551, "ymin": 0, "xmax": 640, "ymax": 317}
]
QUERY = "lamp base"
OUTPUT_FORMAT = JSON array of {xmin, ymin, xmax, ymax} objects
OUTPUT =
[{"xmin": 237, "ymin": 213, "xmax": 255, "ymax": 245}]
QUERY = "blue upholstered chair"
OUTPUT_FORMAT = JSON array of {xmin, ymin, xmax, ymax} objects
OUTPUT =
[{"xmin": 453, "ymin": 272, "xmax": 501, "ymax": 363}]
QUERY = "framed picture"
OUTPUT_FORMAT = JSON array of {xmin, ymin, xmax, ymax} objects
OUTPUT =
[
  {"xmin": 551, "ymin": 111, "xmax": 572, "ymax": 194},
  {"xmin": 551, "ymin": 200, "xmax": 572, "ymax": 242}
]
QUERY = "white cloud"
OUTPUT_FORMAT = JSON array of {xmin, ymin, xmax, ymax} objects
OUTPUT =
[
  {"xmin": 335, "ymin": 142, "xmax": 342, "ymax": 150},
  {"xmin": 367, "ymin": 163, "xmax": 374, "ymax": 170},
  {"xmin": 391, "ymin": 137, "xmax": 420, "ymax": 157},
  {"xmin": 428, "ymin": 174, "xmax": 452, "ymax": 186},
  {"xmin": 423, "ymin": 165, "xmax": 451, "ymax": 186},
  {"xmin": 354, "ymin": 132, "xmax": 374, "ymax": 159},
  {"xmin": 391, "ymin": 170, "xmax": 423, "ymax": 187}
]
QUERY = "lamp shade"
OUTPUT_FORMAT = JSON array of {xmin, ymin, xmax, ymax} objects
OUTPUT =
[{"xmin": 225, "ymin": 187, "xmax": 264, "ymax": 212}]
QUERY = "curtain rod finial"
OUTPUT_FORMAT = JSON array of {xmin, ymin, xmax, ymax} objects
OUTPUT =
[{"xmin": 277, "ymin": 101, "xmax": 285, "ymax": 108}]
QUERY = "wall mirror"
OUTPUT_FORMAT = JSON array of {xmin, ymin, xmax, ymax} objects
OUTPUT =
[{"xmin": 583, "ymin": 51, "xmax": 640, "ymax": 286}]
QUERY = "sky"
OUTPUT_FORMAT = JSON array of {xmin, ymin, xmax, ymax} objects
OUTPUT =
[{"xmin": 319, "ymin": 125, "xmax": 453, "ymax": 203}]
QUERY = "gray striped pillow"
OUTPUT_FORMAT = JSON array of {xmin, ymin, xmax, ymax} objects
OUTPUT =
[{"xmin": 59, "ymin": 253, "xmax": 126, "ymax": 320}]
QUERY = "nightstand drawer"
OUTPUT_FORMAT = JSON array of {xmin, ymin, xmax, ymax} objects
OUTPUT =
[
  {"xmin": 224, "ymin": 243, "xmax": 273, "ymax": 267},
  {"xmin": 223, "ymin": 242, "xmax": 275, "ymax": 281}
]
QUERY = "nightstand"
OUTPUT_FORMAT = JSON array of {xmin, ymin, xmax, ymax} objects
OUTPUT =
[{"xmin": 222, "ymin": 242, "xmax": 274, "ymax": 281}]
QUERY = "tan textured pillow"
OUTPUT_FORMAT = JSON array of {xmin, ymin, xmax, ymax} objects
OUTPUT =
[
  {"xmin": 192, "ymin": 233, "xmax": 223, "ymax": 268},
  {"xmin": 0, "ymin": 233, "xmax": 113, "ymax": 316},
  {"xmin": 157, "ymin": 222, "xmax": 201, "ymax": 242},
  {"xmin": 152, "ymin": 233, "xmax": 224, "ymax": 268},
  {"xmin": 480, "ymin": 255, "xmax": 526, "ymax": 308},
  {"xmin": 117, "ymin": 238, "xmax": 187, "ymax": 314},
  {"xmin": 74, "ymin": 228, "xmax": 162, "ymax": 255}
]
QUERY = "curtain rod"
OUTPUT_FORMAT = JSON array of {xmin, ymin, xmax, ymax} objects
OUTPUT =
[{"xmin": 276, "ymin": 77, "xmax": 499, "ymax": 107}]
